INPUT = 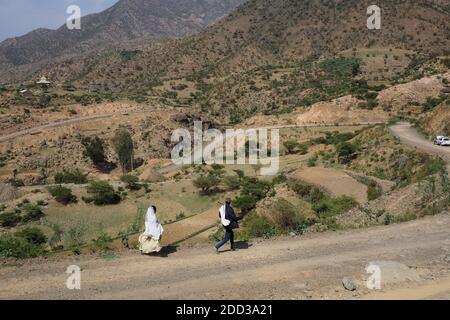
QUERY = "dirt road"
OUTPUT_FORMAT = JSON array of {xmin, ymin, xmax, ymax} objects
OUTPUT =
[
  {"xmin": 1, "ymin": 214, "xmax": 449, "ymax": 300},
  {"xmin": 390, "ymin": 122, "xmax": 450, "ymax": 171},
  {"xmin": 0, "ymin": 109, "xmax": 159, "ymax": 143}
]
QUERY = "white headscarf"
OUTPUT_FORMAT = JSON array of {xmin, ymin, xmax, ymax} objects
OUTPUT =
[{"xmin": 143, "ymin": 206, "xmax": 164, "ymax": 239}]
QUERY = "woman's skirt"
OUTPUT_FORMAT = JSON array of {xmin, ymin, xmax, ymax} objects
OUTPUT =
[{"xmin": 138, "ymin": 234, "xmax": 162, "ymax": 253}]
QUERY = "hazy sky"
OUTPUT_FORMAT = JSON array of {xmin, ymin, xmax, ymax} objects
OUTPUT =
[{"xmin": 0, "ymin": 0, "xmax": 119, "ymax": 42}]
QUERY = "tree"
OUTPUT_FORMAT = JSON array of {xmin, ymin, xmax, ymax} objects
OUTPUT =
[
  {"xmin": 113, "ymin": 129, "xmax": 134, "ymax": 173},
  {"xmin": 82, "ymin": 136, "xmax": 107, "ymax": 166},
  {"xmin": 85, "ymin": 181, "xmax": 121, "ymax": 205},
  {"xmin": 193, "ymin": 173, "xmax": 221, "ymax": 194}
]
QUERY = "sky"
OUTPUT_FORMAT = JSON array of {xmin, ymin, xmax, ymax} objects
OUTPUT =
[{"xmin": 0, "ymin": 0, "xmax": 119, "ymax": 42}]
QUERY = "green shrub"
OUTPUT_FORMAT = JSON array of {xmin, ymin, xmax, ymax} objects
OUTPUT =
[
  {"xmin": 233, "ymin": 177, "xmax": 272, "ymax": 213},
  {"xmin": 120, "ymin": 174, "xmax": 141, "ymax": 190},
  {"xmin": 0, "ymin": 212, "xmax": 21, "ymax": 227},
  {"xmin": 21, "ymin": 204, "xmax": 44, "ymax": 222},
  {"xmin": 272, "ymin": 199, "xmax": 305, "ymax": 231},
  {"xmin": 242, "ymin": 212, "xmax": 280, "ymax": 239},
  {"xmin": 15, "ymin": 227, "xmax": 47, "ymax": 245},
  {"xmin": 0, "ymin": 234, "xmax": 44, "ymax": 259},
  {"xmin": 312, "ymin": 196, "xmax": 358, "ymax": 218},
  {"xmin": 283, "ymin": 141, "xmax": 308, "ymax": 155},
  {"xmin": 289, "ymin": 180, "xmax": 326, "ymax": 204},
  {"xmin": 54, "ymin": 169, "xmax": 87, "ymax": 184},
  {"xmin": 336, "ymin": 142, "xmax": 358, "ymax": 164},
  {"xmin": 85, "ymin": 181, "xmax": 121, "ymax": 205},
  {"xmin": 49, "ymin": 186, "xmax": 77, "ymax": 205}
]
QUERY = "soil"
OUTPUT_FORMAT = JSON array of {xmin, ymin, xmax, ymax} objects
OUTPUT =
[{"xmin": 1, "ymin": 213, "xmax": 449, "ymax": 299}]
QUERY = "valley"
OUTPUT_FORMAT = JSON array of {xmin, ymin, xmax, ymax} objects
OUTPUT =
[{"xmin": 0, "ymin": 0, "xmax": 449, "ymax": 301}]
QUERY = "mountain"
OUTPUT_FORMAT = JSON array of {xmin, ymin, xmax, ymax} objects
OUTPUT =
[
  {"xmin": 0, "ymin": 0, "xmax": 247, "ymax": 71},
  {"xmin": 1, "ymin": 0, "xmax": 449, "ymax": 123}
]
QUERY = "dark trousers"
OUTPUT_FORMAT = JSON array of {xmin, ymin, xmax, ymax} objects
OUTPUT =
[{"xmin": 215, "ymin": 228, "xmax": 234, "ymax": 250}]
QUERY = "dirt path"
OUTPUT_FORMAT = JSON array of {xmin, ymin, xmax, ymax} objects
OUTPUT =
[
  {"xmin": 1, "ymin": 213, "xmax": 449, "ymax": 299},
  {"xmin": 0, "ymin": 109, "xmax": 158, "ymax": 143},
  {"xmin": 390, "ymin": 122, "xmax": 450, "ymax": 172}
]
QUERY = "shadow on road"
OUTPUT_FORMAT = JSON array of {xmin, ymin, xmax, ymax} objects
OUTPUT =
[
  {"xmin": 220, "ymin": 241, "xmax": 253, "ymax": 252},
  {"xmin": 143, "ymin": 245, "xmax": 178, "ymax": 258}
]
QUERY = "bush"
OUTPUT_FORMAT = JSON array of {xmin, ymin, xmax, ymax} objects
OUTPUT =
[
  {"xmin": 0, "ymin": 234, "xmax": 44, "ymax": 259},
  {"xmin": 21, "ymin": 204, "xmax": 44, "ymax": 222},
  {"xmin": 85, "ymin": 181, "xmax": 121, "ymax": 205},
  {"xmin": 0, "ymin": 212, "xmax": 21, "ymax": 227},
  {"xmin": 307, "ymin": 155, "xmax": 318, "ymax": 167},
  {"xmin": 312, "ymin": 196, "xmax": 358, "ymax": 218},
  {"xmin": 367, "ymin": 180, "xmax": 382, "ymax": 201},
  {"xmin": 49, "ymin": 186, "xmax": 77, "ymax": 205},
  {"xmin": 120, "ymin": 174, "xmax": 141, "ymax": 190},
  {"xmin": 336, "ymin": 142, "xmax": 358, "ymax": 164},
  {"xmin": 283, "ymin": 141, "xmax": 308, "ymax": 155},
  {"xmin": 15, "ymin": 227, "xmax": 47, "ymax": 245},
  {"xmin": 242, "ymin": 212, "xmax": 279, "ymax": 239},
  {"xmin": 233, "ymin": 177, "xmax": 272, "ymax": 213},
  {"xmin": 272, "ymin": 199, "xmax": 302, "ymax": 231},
  {"xmin": 54, "ymin": 169, "xmax": 87, "ymax": 184}
]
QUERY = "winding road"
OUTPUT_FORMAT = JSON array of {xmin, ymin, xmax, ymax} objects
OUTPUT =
[{"xmin": 390, "ymin": 122, "xmax": 450, "ymax": 171}]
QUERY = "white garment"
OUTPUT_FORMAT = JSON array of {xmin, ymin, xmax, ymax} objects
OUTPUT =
[
  {"xmin": 219, "ymin": 205, "xmax": 230, "ymax": 227},
  {"xmin": 143, "ymin": 206, "xmax": 164, "ymax": 239}
]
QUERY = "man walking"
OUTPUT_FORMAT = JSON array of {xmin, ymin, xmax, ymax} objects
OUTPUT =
[{"xmin": 214, "ymin": 198, "xmax": 240, "ymax": 253}]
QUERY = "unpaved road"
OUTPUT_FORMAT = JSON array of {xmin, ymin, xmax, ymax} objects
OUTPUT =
[
  {"xmin": 1, "ymin": 121, "xmax": 449, "ymax": 300},
  {"xmin": 0, "ymin": 109, "xmax": 159, "ymax": 143},
  {"xmin": 1, "ymin": 214, "xmax": 449, "ymax": 300},
  {"xmin": 390, "ymin": 122, "xmax": 450, "ymax": 171}
]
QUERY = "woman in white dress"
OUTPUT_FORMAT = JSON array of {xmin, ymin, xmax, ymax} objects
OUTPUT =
[{"xmin": 138, "ymin": 206, "xmax": 164, "ymax": 254}]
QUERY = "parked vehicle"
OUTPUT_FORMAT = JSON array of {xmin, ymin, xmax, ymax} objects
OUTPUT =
[
  {"xmin": 434, "ymin": 136, "xmax": 449, "ymax": 145},
  {"xmin": 441, "ymin": 138, "xmax": 450, "ymax": 146}
]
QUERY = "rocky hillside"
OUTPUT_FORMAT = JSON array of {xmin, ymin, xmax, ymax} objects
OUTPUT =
[
  {"xmin": 1, "ymin": 0, "xmax": 449, "ymax": 124},
  {"xmin": 0, "ymin": 0, "xmax": 247, "ymax": 80}
]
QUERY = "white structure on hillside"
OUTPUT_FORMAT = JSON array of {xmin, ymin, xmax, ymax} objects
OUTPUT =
[{"xmin": 36, "ymin": 76, "xmax": 51, "ymax": 86}]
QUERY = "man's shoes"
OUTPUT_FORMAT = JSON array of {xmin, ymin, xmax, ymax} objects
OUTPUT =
[
  {"xmin": 214, "ymin": 246, "xmax": 219, "ymax": 254},
  {"xmin": 231, "ymin": 247, "xmax": 236, "ymax": 251}
]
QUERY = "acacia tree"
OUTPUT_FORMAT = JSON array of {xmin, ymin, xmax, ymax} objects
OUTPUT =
[{"xmin": 113, "ymin": 129, "xmax": 134, "ymax": 173}]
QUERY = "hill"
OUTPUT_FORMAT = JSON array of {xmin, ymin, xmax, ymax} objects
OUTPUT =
[
  {"xmin": 0, "ymin": 0, "xmax": 247, "ymax": 80},
  {"xmin": 6, "ymin": 0, "xmax": 446, "ymax": 119}
]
